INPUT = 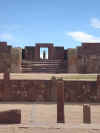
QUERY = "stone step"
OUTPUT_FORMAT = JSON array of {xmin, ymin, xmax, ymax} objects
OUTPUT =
[
  {"xmin": 21, "ymin": 59, "xmax": 65, "ymax": 73},
  {"xmin": 22, "ymin": 64, "xmax": 60, "ymax": 67},
  {"xmin": 22, "ymin": 67, "xmax": 57, "ymax": 70},
  {"xmin": 22, "ymin": 67, "xmax": 64, "ymax": 71},
  {"xmin": 22, "ymin": 66, "xmax": 60, "ymax": 69},
  {"xmin": 22, "ymin": 62, "xmax": 63, "ymax": 65},
  {"xmin": 22, "ymin": 60, "xmax": 64, "ymax": 64},
  {"xmin": 22, "ymin": 69, "xmax": 57, "ymax": 73},
  {"xmin": 22, "ymin": 65, "xmax": 65, "ymax": 70},
  {"xmin": 23, "ymin": 59, "xmax": 63, "ymax": 62}
]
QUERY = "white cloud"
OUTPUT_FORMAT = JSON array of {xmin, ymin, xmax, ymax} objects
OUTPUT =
[
  {"xmin": 0, "ymin": 33, "xmax": 14, "ymax": 41},
  {"xmin": 67, "ymin": 31, "xmax": 100, "ymax": 42},
  {"xmin": 90, "ymin": 18, "xmax": 100, "ymax": 29}
]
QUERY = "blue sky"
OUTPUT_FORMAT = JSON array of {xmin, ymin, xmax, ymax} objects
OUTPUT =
[{"xmin": 0, "ymin": 0, "xmax": 100, "ymax": 48}]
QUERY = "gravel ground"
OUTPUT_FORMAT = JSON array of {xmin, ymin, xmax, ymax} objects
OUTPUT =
[{"xmin": 0, "ymin": 102, "xmax": 100, "ymax": 133}]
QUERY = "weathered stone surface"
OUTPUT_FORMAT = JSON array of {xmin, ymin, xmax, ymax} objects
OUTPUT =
[
  {"xmin": 57, "ymin": 78, "xmax": 64, "ymax": 123},
  {"xmin": 96, "ymin": 75, "xmax": 100, "ymax": 101},
  {"xmin": 24, "ymin": 46, "xmax": 35, "ymax": 60},
  {"xmin": 11, "ymin": 48, "xmax": 22, "ymax": 73},
  {"xmin": 67, "ymin": 48, "xmax": 78, "ymax": 73},
  {"xmin": 0, "ymin": 109, "xmax": 21, "ymax": 124},
  {"xmin": 1, "ymin": 42, "xmax": 100, "ymax": 73},
  {"xmin": 0, "ymin": 42, "xmax": 22, "ymax": 73},
  {"xmin": 0, "ymin": 72, "xmax": 98, "ymax": 102},
  {"xmin": 0, "ymin": 43, "xmax": 11, "ymax": 72},
  {"xmin": 83, "ymin": 104, "xmax": 91, "ymax": 124},
  {"xmin": 77, "ymin": 43, "xmax": 100, "ymax": 73},
  {"xmin": 64, "ymin": 81, "xmax": 97, "ymax": 102},
  {"xmin": 50, "ymin": 76, "xmax": 57, "ymax": 101}
]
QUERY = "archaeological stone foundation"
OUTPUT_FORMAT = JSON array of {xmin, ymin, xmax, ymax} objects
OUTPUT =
[
  {"xmin": 0, "ymin": 71, "xmax": 99, "ymax": 102},
  {"xmin": 1, "ymin": 41, "xmax": 100, "ymax": 73},
  {"xmin": 0, "ymin": 42, "xmax": 100, "ymax": 102}
]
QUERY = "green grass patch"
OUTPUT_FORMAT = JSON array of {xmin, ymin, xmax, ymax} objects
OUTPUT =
[{"xmin": 62, "ymin": 74, "xmax": 97, "ymax": 81}]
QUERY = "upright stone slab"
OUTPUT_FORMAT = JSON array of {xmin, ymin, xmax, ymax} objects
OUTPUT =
[
  {"xmin": 3, "ymin": 70, "xmax": 10, "ymax": 100},
  {"xmin": 57, "ymin": 78, "xmax": 64, "ymax": 123},
  {"xmin": 83, "ymin": 104, "xmax": 91, "ymax": 124},
  {"xmin": 51, "ymin": 76, "xmax": 57, "ymax": 101},
  {"xmin": 96, "ymin": 75, "xmax": 100, "ymax": 101}
]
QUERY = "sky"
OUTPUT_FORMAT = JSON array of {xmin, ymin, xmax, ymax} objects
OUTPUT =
[{"xmin": 0, "ymin": 0, "xmax": 100, "ymax": 49}]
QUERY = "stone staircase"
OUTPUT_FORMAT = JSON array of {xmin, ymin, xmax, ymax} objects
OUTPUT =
[{"xmin": 21, "ymin": 59, "xmax": 66, "ymax": 73}]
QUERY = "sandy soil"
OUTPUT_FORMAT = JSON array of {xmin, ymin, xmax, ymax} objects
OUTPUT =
[
  {"xmin": 0, "ymin": 73, "xmax": 97, "ymax": 81},
  {"xmin": 0, "ymin": 102, "xmax": 100, "ymax": 132}
]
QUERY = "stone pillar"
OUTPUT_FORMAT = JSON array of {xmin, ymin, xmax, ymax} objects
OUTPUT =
[
  {"xmin": 56, "ymin": 78, "xmax": 64, "ymax": 123},
  {"xmin": 96, "ymin": 75, "xmax": 100, "ymax": 101},
  {"xmin": 35, "ymin": 46, "xmax": 40, "ymax": 60},
  {"xmin": 83, "ymin": 104, "xmax": 91, "ymax": 124},
  {"xmin": 48, "ymin": 46, "xmax": 54, "ymax": 60},
  {"xmin": 3, "ymin": 70, "xmax": 10, "ymax": 100},
  {"xmin": 48, "ymin": 47, "xmax": 51, "ymax": 60},
  {"xmin": 50, "ymin": 76, "xmax": 57, "ymax": 101}
]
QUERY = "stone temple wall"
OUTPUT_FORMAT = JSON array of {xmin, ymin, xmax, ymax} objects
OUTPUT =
[
  {"xmin": 24, "ymin": 46, "xmax": 35, "ymax": 60},
  {"xmin": 67, "ymin": 43, "xmax": 100, "ymax": 74},
  {"xmin": 0, "ymin": 72, "xmax": 99, "ymax": 102},
  {"xmin": 64, "ymin": 81, "xmax": 97, "ymax": 102},
  {"xmin": 0, "ymin": 42, "xmax": 22, "ymax": 73},
  {"xmin": 11, "ymin": 48, "xmax": 22, "ymax": 73},
  {"xmin": 54, "ymin": 47, "xmax": 64, "ymax": 59},
  {"xmin": 77, "ymin": 43, "xmax": 100, "ymax": 73},
  {"xmin": 67, "ymin": 48, "xmax": 78, "ymax": 73},
  {"xmin": 1, "ymin": 42, "xmax": 100, "ymax": 74},
  {"xmin": 0, "ymin": 42, "xmax": 12, "ymax": 72}
]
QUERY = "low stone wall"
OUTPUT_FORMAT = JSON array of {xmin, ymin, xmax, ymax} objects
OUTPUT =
[
  {"xmin": 0, "ymin": 72, "xmax": 99, "ymax": 102},
  {"xmin": 64, "ymin": 81, "xmax": 97, "ymax": 102}
]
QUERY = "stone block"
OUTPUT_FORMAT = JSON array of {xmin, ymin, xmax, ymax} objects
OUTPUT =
[{"xmin": 0, "ymin": 109, "xmax": 21, "ymax": 124}]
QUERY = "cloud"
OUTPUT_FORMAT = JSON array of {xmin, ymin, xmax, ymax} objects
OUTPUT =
[
  {"xmin": 90, "ymin": 18, "xmax": 100, "ymax": 29},
  {"xmin": 67, "ymin": 31, "xmax": 100, "ymax": 42},
  {"xmin": 0, "ymin": 33, "xmax": 14, "ymax": 41}
]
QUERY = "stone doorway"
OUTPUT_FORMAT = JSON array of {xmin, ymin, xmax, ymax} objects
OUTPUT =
[
  {"xmin": 40, "ymin": 48, "xmax": 48, "ymax": 60},
  {"xmin": 35, "ymin": 43, "xmax": 54, "ymax": 60}
]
